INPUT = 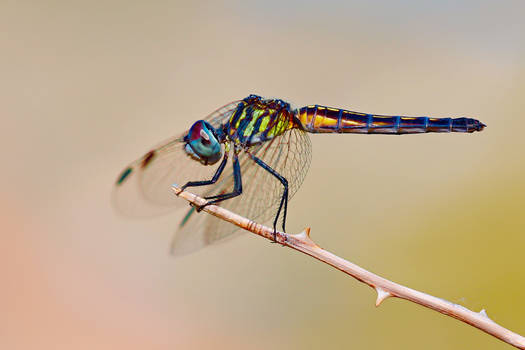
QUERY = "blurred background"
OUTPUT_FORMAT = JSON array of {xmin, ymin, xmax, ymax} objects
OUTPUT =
[{"xmin": 2, "ymin": 1, "xmax": 524, "ymax": 349}]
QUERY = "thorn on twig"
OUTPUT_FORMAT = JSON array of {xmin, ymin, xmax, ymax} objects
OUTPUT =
[
  {"xmin": 479, "ymin": 309, "xmax": 490, "ymax": 320},
  {"xmin": 297, "ymin": 227, "xmax": 311, "ymax": 239},
  {"xmin": 295, "ymin": 227, "xmax": 317, "ymax": 247},
  {"xmin": 375, "ymin": 287, "xmax": 392, "ymax": 307}
]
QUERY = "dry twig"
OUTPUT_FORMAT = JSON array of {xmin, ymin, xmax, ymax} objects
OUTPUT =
[{"xmin": 172, "ymin": 185, "xmax": 525, "ymax": 349}]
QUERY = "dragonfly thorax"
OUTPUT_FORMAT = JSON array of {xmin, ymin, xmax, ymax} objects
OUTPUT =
[
  {"xmin": 223, "ymin": 95, "xmax": 298, "ymax": 147},
  {"xmin": 184, "ymin": 120, "xmax": 224, "ymax": 165}
]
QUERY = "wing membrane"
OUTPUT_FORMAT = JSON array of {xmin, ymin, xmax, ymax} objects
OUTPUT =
[
  {"xmin": 112, "ymin": 100, "xmax": 241, "ymax": 217},
  {"xmin": 171, "ymin": 128, "xmax": 312, "ymax": 255}
]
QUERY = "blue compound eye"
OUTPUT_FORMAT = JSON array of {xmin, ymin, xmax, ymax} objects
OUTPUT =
[{"xmin": 185, "ymin": 121, "xmax": 223, "ymax": 165}]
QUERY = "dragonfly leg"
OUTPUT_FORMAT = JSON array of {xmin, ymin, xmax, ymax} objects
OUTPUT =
[
  {"xmin": 248, "ymin": 152, "xmax": 288, "ymax": 242},
  {"xmin": 197, "ymin": 153, "xmax": 243, "ymax": 211},
  {"xmin": 181, "ymin": 153, "xmax": 229, "ymax": 190}
]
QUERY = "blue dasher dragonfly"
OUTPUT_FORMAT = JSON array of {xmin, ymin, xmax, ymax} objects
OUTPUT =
[{"xmin": 114, "ymin": 95, "xmax": 485, "ymax": 255}]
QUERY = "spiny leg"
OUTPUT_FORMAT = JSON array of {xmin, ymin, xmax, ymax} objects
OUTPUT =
[
  {"xmin": 181, "ymin": 153, "xmax": 229, "ymax": 190},
  {"xmin": 247, "ymin": 152, "xmax": 288, "ymax": 242},
  {"xmin": 197, "ymin": 152, "xmax": 243, "ymax": 211}
]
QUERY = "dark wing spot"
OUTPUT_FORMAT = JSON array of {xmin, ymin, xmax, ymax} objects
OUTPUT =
[
  {"xmin": 116, "ymin": 167, "xmax": 133, "ymax": 185},
  {"xmin": 140, "ymin": 150, "xmax": 156, "ymax": 169},
  {"xmin": 179, "ymin": 206, "xmax": 196, "ymax": 228}
]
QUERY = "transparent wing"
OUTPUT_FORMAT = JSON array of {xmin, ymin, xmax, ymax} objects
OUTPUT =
[
  {"xmin": 171, "ymin": 127, "xmax": 312, "ymax": 256},
  {"xmin": 112, "ymin": 100, "xmax": 241, "ymax": 217}
]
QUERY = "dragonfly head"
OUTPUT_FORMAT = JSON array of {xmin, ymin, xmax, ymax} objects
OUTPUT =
[{"xmin": 184, "ymin": 120, "xmax": 223, "ymax": 165}]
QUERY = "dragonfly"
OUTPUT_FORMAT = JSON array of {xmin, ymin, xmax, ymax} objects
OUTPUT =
[{"xmin": 114, "ymin": 94, "xmax": 486, "ymax": 256}]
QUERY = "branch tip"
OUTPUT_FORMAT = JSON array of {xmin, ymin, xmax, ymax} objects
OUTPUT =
[
  {"xmin": 375, "ymin": 287, "xmax": 392, "ymax": 307},
  {"xmin": 172, "ymin": 184, "xmax": 182, "ymax": 195}
]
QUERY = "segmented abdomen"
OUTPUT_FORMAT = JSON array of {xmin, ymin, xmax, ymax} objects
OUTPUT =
[{"xmin": 297, "ymin": 105, "xmax": 485, "ymax": 134}]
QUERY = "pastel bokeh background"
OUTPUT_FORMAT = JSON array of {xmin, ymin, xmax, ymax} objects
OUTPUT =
[{"xmin": 2, "ymin": 1, "xmax": 524, "ymax": 349}]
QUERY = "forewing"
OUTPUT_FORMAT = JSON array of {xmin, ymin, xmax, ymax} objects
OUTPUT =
[
  {"xmin": 171, "ymin": 128, "xmax": 312, "ymax": 256},
  {"xmin": 112, "ymin": 100, "xmax": 241, "ymax": 217}
]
